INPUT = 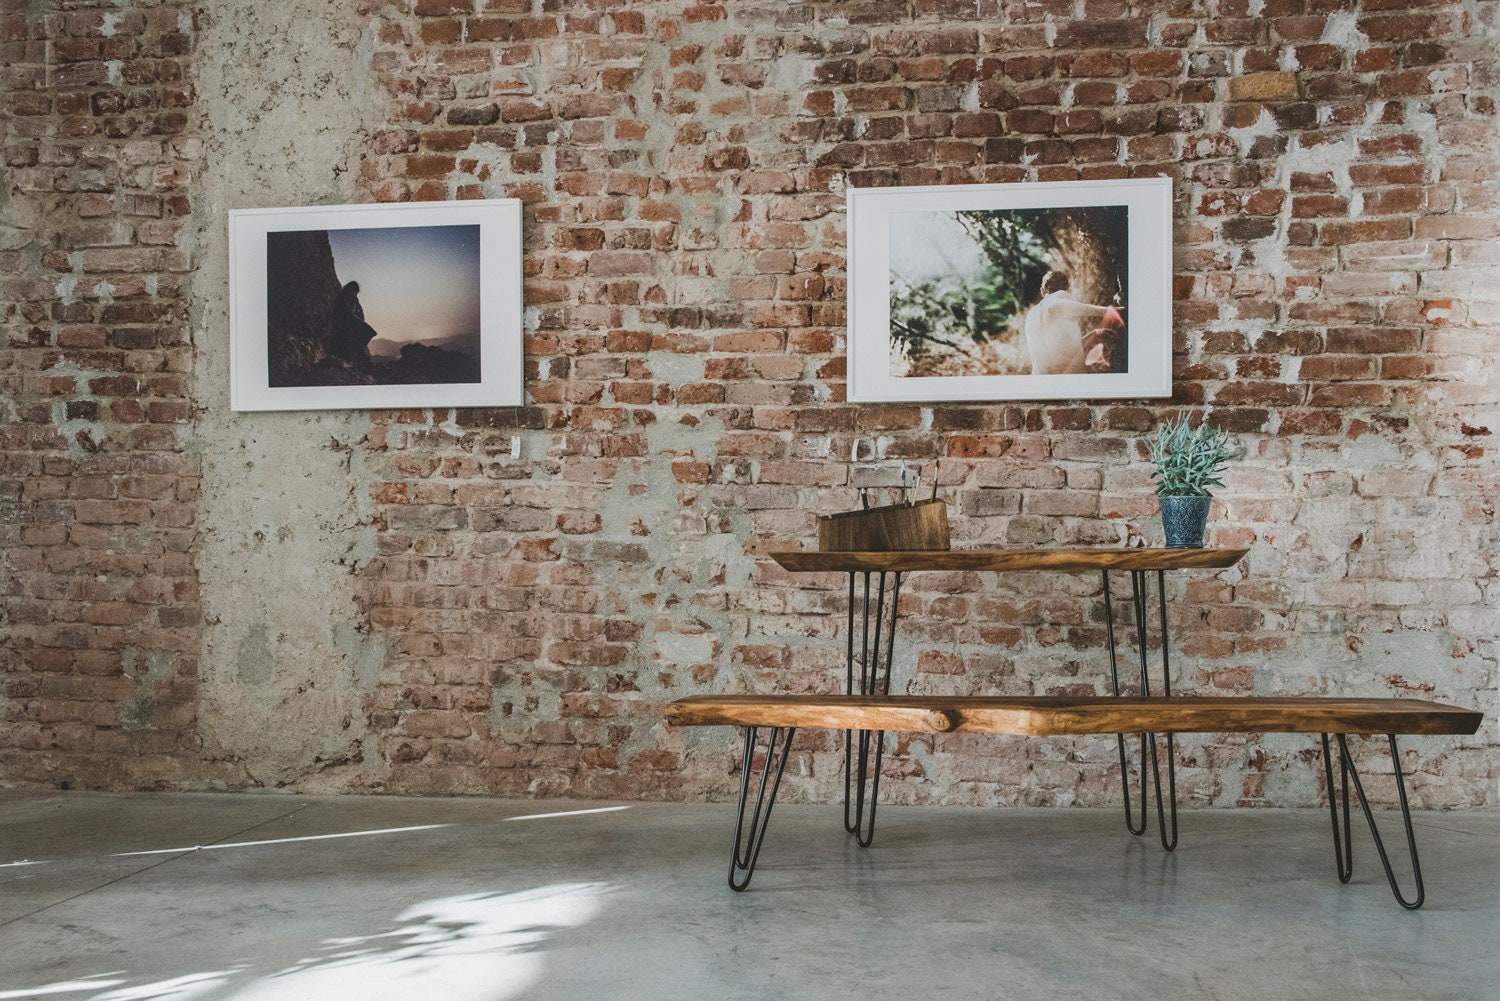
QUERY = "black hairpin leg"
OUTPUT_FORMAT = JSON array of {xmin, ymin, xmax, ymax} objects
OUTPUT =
[
  {"xmin": 1101, "ymin": 570, "xmax": 1179, "ymax": 850},
  {"xmin": 843, "ymin": 573, "xmax": 859, "ymax": 833},
  {"xmin": 1102, "ymin": 570, "xmax": 1148, "ymax": 836},
  {"xmin": 1145, "ymin": 731, "xmax": 1179, "ymax": 852},
  {"xmin": 1321, "ymin": 732, "xmax": 1425, "ymax": 909},
  {"xmin": 843, "ymin": 571, "xmax": 901, "ymax": 846},
  {"xmin": 1139, "ymin": 569, "xmax": 1178, "ymax": 851},
  {"xmin": 729, "ymin": 725, "xmax": 796, "ymax": 892}
]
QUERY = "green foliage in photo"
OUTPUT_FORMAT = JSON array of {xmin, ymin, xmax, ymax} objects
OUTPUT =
[{"xmin": 888, "ymin": 210, "xmax": 1052, "ymax": 361}]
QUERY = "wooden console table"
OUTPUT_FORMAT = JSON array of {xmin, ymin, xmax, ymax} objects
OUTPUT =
[{"xmin": 768, "ymin": 547, "xmax": 1249, "ymax": 849}]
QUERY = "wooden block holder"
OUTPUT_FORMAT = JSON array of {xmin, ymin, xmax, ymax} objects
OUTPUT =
[{"xmin": 817, "ymin": 498, "xmax": 950, "ymax": 552}]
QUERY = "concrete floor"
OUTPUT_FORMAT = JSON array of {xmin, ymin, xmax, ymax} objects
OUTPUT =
[{"xmin": 0, "ymin": 790, "xmax": 1496, "ymax": 1001}]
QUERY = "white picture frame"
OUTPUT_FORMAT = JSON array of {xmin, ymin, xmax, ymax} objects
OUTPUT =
[
  {"xmin": 229, "ymin": 199, "xmax": 523, "ymax": 412},
  {"xmin": 846, "ymin": 177, "xmax": 1173, "ymax": 403}
]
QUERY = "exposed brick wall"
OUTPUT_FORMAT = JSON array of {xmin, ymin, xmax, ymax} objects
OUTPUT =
[
  {"xmin": 2, "ymin": 0, "xmax": 1496, "ymax": 807},
  {"xmin": 0, "ymin": 1, "xmax": 220, "ymax": 788}
]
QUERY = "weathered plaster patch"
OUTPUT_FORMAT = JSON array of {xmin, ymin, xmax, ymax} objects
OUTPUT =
[
  {"xmin": 190, "ymin": 1, "xmax": 387, "ymax": 789},
  {"xmin": 235, "ymin": 623, "xmax": 272, "ymax": 685},
  {"xmin": 1320, "ymin": 11, "xmax": 1367, "ymax": 46}
]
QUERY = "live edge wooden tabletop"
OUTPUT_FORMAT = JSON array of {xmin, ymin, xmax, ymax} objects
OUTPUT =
[{"xmin": 769, "ymin": 547, "xmax": 1250, "ymax": 574}]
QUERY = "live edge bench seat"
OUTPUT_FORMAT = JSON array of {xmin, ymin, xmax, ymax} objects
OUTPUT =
[
  {"xmin": 666, "ymin": 694, "xmax": 1483, "ymax": 906},
  {"xmin": 665, "ymin": 694, "xmax": 1481, "ymax": 737}
]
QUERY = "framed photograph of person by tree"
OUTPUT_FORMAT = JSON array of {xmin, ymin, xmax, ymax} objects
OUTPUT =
[
  {"xmin": 845, "ymin": 178, "xmax": 1172, "ymax": 403},
  {"xmin": 229, "ymin": 199, "xmax": 523, "ymax": 412}
]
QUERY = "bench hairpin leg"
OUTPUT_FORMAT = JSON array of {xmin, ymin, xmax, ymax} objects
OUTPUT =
[
  {"xmin": 1147, "ymin": 730, "xmax": 1179, "ymax": 851},
  {"xmin": 850, "ymin": 727, "xmax": 884, "ymax": 846},
  {"xmin": 1322, "ymin": 732, "xmax": 1425, "ymax": 909},
  {"xmin": 1102, "ymin": 570, "xmax": 1148, "ymax": 836},
  {"xmin": 1321, "ymin": 732, "xmax": 1353, "ymax": 882},
  {"xmin": 730, "ymin": 724, "xmax": 796, "ymax": 892}
]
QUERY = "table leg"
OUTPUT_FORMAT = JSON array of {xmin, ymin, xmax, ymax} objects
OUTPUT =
[
  {"xmin": 1132, "ymin": 570, "xmax": 1179, "ymax": 850},
  {"xmin": 1102, "ymin": 571, "xmax": 1148, "ymax": 836},
  {"xmin": 843, "ymin": 570, "xmax": 902, "ymax": 847},
  {"xmin": 1103, "ymin": 570, "xmax": 1180, "ymax": 850}
]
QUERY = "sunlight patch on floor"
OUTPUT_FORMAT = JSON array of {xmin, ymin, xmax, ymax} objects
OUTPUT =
[
  {"xmin": 2, "ymin": 882, "xmax": 607, "ymax": 1001},
  {"xmin": 0, "ymin": 977, "xmax": 127, "ymax": 999}
]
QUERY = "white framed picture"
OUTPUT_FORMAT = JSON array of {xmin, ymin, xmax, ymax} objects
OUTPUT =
[
  {"xmin": 229, "ymin": 199, "xmax": 523, "ymax": 412},
  {"xmin": 846, "ymin": 177, "xmax": 1173, "ymax": 403}
]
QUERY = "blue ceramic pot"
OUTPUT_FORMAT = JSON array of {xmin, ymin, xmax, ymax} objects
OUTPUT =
[{"xmin": 1160, "ymin": 495, "xmax": 1211, "ymax": 548}]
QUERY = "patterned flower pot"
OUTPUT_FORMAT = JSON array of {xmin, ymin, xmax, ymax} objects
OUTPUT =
[{"xmin": 1160, "ymin": 495, "xmax": 1211, "ymax": 549}]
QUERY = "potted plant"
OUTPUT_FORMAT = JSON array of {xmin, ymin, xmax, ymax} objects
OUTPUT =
[{"xmin": 1145, "ymin": 413, "xmax": 1236, "ymax": 548}]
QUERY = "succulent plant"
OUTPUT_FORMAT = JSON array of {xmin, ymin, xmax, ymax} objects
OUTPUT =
[{"xmin": 1146, "ymin": 413, "xmax": 1236, "ymax": 497}]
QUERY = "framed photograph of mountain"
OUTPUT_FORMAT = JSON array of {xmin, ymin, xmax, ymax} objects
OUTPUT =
[
  {"xmin": 229, "ymin": 199, "xmax": 523, "ymax": 412},
  {"xmin": 845, "ymin": 177, "xmax": 1172, "ymax": 403}
]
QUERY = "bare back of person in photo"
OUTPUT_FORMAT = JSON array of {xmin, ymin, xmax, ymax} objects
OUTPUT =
[{"xmin": 1022, "ymin": 270, "xmax": 1112, "ymax": 375}]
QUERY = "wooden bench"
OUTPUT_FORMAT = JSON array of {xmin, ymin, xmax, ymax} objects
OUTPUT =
[{"xmin": 666, "ymin": 694, "xmax": 1483, "ymax": 907}]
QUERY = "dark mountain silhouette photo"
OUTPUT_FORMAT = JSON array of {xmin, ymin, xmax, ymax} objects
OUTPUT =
[{"xmin": 264, "ymin": 224, "xmax": 482, "ymax": 388}]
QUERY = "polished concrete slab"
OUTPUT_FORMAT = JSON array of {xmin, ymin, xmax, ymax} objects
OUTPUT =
[{"xmin": 0, "ymin": 790, "xmax": 1496, "ymax": 1001}]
